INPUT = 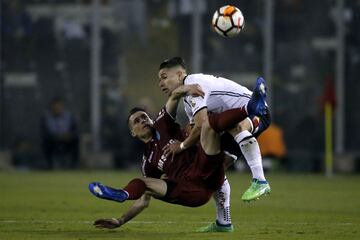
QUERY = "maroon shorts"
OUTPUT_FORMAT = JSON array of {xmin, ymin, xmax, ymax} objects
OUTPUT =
[{"xmin": 161, "ymin": 149, "xmax": 225, "ymax": 207}]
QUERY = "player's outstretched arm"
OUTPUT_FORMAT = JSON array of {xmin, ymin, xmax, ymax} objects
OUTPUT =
[
  {"xmin": 181, "ymin": 108, "xmax": 208, "ymax": 149},
  {"xmin": 94, "ymin": 194, "xmax": 151, "ymax": 229},
  {"xmin": 166, "ymin": 84, "xmax": 204, "ymax": 116},
  {"xmin": 162, "ymin": 108, "xmax": 208, "ymax": 157}
]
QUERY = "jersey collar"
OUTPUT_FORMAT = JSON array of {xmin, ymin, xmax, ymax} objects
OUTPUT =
[
  {"xmin": 182, "ymin": 75, "xmax": 188, "ymax": 84},
  {"xmin": 149, "ymin": 128, "xmax": 160, "ymax": 141}
]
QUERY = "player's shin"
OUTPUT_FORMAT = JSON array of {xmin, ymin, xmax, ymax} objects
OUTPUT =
[
  {"xmin": 197, "ymin": 178, "xmax": 233, "ymax": 233},
  {"xmin": 235, "ymin": 131, "xmax": 265, "ymax": 181},
  {"xmin": 214, "ymin": 178, "xmax": 232, "ymax": 226}
]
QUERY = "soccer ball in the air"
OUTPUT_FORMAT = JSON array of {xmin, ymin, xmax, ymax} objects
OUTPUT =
[{"xmin": 212, "ymin": 5, "xmax": 245, "ymax": 37}]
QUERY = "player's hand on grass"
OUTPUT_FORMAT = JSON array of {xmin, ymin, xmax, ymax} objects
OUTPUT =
[{"xmin": 94, "ymin": 218, "xmax": 122, "ymax": 229}]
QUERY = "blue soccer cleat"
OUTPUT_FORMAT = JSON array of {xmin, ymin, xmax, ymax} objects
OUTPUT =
[
  {"xmin": 247, "ymin": 77, "xmax": 268, "ymax": 117},
  {"xmin": 88, "ymin": 182, "xmax": 129, "ymax": 203}
]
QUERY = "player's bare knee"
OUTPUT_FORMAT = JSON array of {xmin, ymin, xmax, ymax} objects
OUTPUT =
[
  {"xmin": 237, "ymin": 118, "xmax": 252, "ymax": 133},
  {"xmin": 228, "ymin": 119, "xmax": 251, "ymax": 137},
  {"xmin": 203, "ymin": 145, "xmax": 221, "ymax": 156},
  {"xmin": 228, "ymin": 125, "xmax": 238, "ymax": 137}
]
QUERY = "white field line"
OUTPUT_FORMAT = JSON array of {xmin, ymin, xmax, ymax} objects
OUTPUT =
[{"xmin": 0, "ymin": 220, "xmax": 355, "ymax": 225}]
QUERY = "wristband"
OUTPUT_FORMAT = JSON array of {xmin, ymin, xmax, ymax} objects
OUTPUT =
[{"xmin": 180, "ymin": 142, "xmax": 186, "ymax": 150}]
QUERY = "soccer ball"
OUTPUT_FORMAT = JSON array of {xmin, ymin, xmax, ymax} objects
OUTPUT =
[{"xmin": 212, "ymin": 5, "xmax": 245, "ymax": 37}]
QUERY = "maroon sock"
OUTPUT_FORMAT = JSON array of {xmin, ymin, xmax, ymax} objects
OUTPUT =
[
  {"xmin": 123, "ymin": 178, "xmax": 147, "ymax": 200},
  {"xmin": 208, "ymin": 107, "xmax": 247, "ymax": 132}
]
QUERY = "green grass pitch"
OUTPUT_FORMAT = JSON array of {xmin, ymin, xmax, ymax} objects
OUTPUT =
[{"xmin": 1, "ymin": 171, "xmax": 359, "ymax": 240}]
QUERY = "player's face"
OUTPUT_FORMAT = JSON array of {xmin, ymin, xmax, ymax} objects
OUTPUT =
[
  {"xmin": 158, "ymin": 67, "xmax": 182, "ymax": 96},
  {"xmin": 128, "ymin": 111, "xmax": 153, "ymax": 141}
]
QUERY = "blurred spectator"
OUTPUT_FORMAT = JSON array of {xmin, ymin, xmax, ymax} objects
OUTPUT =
[
  {"xmin": 257, "ymin": 124, "xmax": 287, "ymax": 171},
  {"xmin": 40, "ymin": 97, "xmax": 79, "ymax": 169}
]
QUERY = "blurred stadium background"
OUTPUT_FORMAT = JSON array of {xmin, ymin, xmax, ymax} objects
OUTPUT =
[{"xmin": 1, "ymin": 0, "xmax": 359, "ymax": 173}]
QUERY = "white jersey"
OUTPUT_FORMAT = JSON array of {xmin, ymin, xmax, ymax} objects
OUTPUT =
[{"xmin": 183, "ymin": 73, "xmax": 252, "ymax": 124}]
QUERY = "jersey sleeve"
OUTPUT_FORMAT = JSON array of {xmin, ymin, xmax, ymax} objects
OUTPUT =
[
  {"xmin": 154, "ymin": 107, "xmax": 181, "ymax": 135},
  {"xmin": 183, "ymin": 98, "xmax": 195, "ymax": 124},
  {"xmin": 183, "ymin": 95, "xmax": 207, "ymax": 124},
  {"xmin": 183, "ymin": 74, "xmax": 209, "ymax": 122},
  {"xmin": 185, "ymin": 96, "xmax": 207, "ymax": 117}
]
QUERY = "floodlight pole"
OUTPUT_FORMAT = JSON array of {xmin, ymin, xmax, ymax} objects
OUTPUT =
[
  {"xmin": 0, "ymin": 1, "xmax": 3, "ymax": 149},
  {"xmin": 91, "ymin": 0, "xmax": 101, "ymax": 152},
  {"xmin": 191, "ymin": 1, "xmax": 202, "ymax": 72},
  {"xmin": 0, "ymin": 70, "xmax": 3, "ymax": 149},
  {"xmin": 335, "ymin": 0, "xmax": 345, "ymax": 155},
  {"xmin": 264, "ymin": 0, "xmax": 274, "ymax": 114}
]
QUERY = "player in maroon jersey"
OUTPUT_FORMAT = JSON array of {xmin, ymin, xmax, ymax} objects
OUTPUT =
[{"xmin": 89, "ymin": 84, "xmax": 251, "ymax": 229}]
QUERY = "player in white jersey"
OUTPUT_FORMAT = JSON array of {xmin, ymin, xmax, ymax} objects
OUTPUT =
[
  {"xmin": 183, "ymin": 73, "xmax": 252, "ymax": 124},
  {"xmin": 158, "ymin": 58, "xmax": 271, "ymax": 218}
]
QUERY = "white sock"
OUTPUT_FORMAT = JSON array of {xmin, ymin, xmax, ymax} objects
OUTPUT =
[
  {"xmin": 235, "ymin": 131, "xmax": 266, "ymax": 181},
  {"xmin": 213, "ymin": 177, "xmax": 232, "ymax": 225}
]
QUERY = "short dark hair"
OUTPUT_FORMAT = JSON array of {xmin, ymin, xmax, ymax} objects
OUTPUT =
[
  {"xmin": 159, "ymin": 57, "xmax": 186, "ymax": 70},
  {"xmin": 127, "ymin": 107, "xmax": 147, "ymax": 126}
]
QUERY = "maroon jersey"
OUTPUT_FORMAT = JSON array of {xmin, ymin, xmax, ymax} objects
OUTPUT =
[
  {"xmin": 139, "ymin": 108, "xmax": 225, "ymax": 207},
  {"xmin": 141, "ymin": 108, "xmax": 197, "ymax": 180}
]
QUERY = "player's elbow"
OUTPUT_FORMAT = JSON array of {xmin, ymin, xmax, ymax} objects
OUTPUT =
[
  {"xmin": 143, "ymin": 201, "xmax": 150, "ymax": 208},
  {"xmin": 138, "ymin": 200, "xmax": 150, "ymax": 209},
  {"xmin": 137, "ymin": 197, "xmax": 151, "ymax": 209}
]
